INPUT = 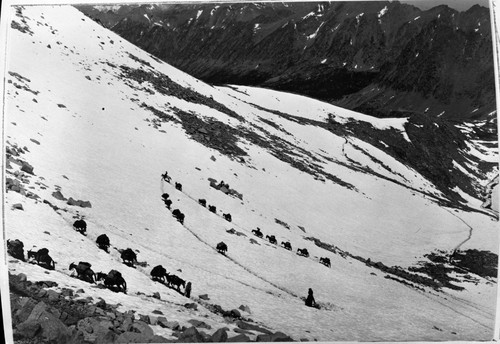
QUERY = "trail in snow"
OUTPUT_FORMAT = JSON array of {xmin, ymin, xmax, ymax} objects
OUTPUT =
[
  {"xmin": 161, "ymin": 180, "xmax": 304, "ymax": 300},
  {"xmin": 419, "ymin": 289, "xmax": 493, "ymax": 330},
  {"xmin": 50, "ymin": 193, "xmax": 275, "ymax": 300},
  {"xmin": 444, "ymin": 291, "xmax": 496, "ymax": 319},
  {"xmin": 445, "ymin": 208, "xmax": 474, "ymax": 253},
  {"xmin": 68, "ymin": 202, "xmax": 286, "ymax": 298},
  {"xmin": 162, "ymin": 176, "xmax": 343, "ymax": 264}
]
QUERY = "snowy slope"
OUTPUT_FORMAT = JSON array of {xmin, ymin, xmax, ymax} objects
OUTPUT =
[{"xmin": 3, "ymin": 5, "xmax": 498, "ymax": 341}]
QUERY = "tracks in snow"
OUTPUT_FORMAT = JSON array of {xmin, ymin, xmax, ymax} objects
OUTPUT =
[
  {"xmin": 161, "ymin": 180, "xmax": 313, "ymax": 300},
  {"xmin": 443, "ymin": 208, "xmax": 474, "ymax": 253}
]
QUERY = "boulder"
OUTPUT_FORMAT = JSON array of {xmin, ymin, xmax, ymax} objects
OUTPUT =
[
  {"xmin": 199, "ymin": 294, "xmax": 210, "ymax": 300},
  {"xmin": 52, "ymin": 190, "xmax": 67, "ymax": 201},
  {"xmin": 164, "ymin": 320, "xmax": 181, "ymax": 330},
  {"xmin": 36, "ymin": 289, "xmax": 48, "ymax": 298},
  {"xmin": 210, "ymin": 328, "xmax": 228, "ymax": 342},
  {"xmin": 15, "ymin": 320, "xmax": 41, "ymax": 339},
  {"xmin": 49, "ymin": 308, "xmax": 61, "ymax": 319},
  {"xmin": 40, "ymin": 280, "xmax": 58, "ymax": 288},
  {"xmin": 27, "ymin": 302, "xmax": 72, "ymax": 343},
  {"xmin": 47, "ymin": 290, "xmax": 60, "ymax": 302},
  {"xmin": 273, "ymin": 332, "xmax": 294, "ymax": 342},
  {"xmin": 229, "ymin": 309, "xmax": 241, "ymax": 318},
  {"xmin": 152, "ymin": 292, "xmax": 161, "ymax": 299},
  {"xmin": 27, "ymin": 301, "xmax": 49, "ymax": 320},
  {"xmin": 95, "ymin": 298, "xmax": 106, "ymax": 308},
  {"xmin": 80, "ymin": 200, "xmax": 92, "ymax": 208},
  {"xmin": 21, "ymin": 162, "xmax": 34, "ymax": 174},
  {"xmin": 10, "ymin": 185, "xmax": 22, "ymax": 193},
  {"xmin": 120, "ymin": 315, "xmax": 134, "ymax": 332},
  {"xmin": 151, "ymin": 335, "xmax": 172, "ymax": 342},
  {"xmin": 94, "ymin": 330, "xmax": 117, "ymax": 344},
  {"xmin": 236, "ymin": 321, "xmax": 272, "ymax": 335},
  {"xmin": 238, "ymin": 305, "xmax": 251, "ymax": 313},
  {"xmin": 67, "ymin": 328, "xmax": 86, "ymax": 344},
  {"xmin": 139, "ymin": 314, "xmax": 150, "ymax": 324},
  {"xmin": 12, "ymin": 203, "xmax": 24, "ymax": 210},
  {"xmin": 67, "ymin": 198, "xmax": 91, "ymax": 208},
  {"xmin": 188, "ymin": 319, "xmax": 211, "ymax": 329},
  {"xmin": 184, "ymin": 302, "xmax": 198, "ymax": 310},
  {"xmin": 148, "ymin": 315, "xmax": 158, "ymax": 326},
  {"xmin": 256, "ymin": 331, "xmax": 294, "ymax": 342},
  {"xmin": 156, "ymin": 317, "xmax": 169, "ymax": 328},
  {"xmin": 14, "ymin": 298, "xmax": 38, "ymax": 323},
  {"xmin": 178, "ymin": 326, "xmax": 204, "ymax": 343},
  {"xmin": 227, "ymin": 334, "xmax": 251, "ymax": 342},
  {"xmin": 77, "ymin": 317, "xmax": 114, "ymax": 342},
  {"xmin": 115, "ymin": 331, "xmax": 155, "ymax": 343},
  {"xmin": 130, "ymin": 321, "xmax": 154, "ymax": 336}
]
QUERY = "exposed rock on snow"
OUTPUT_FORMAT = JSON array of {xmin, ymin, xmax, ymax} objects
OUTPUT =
[
  {"xmin": 52, "ymin": 190, "xmax": 67, "ymax": 201},
  {"xmin": 67, "ymin": 197, "xmax": 92, "ymax": 208}
]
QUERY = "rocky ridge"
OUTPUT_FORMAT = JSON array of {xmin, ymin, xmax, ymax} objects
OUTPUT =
[{"xmin": 9, "ymin": 272, "xmax": 294, "ymax": 343}]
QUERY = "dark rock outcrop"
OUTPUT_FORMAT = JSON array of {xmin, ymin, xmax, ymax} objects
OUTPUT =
[
  {"xmin": 67, "ymin": 197, "xmax": 92, "ymax": 208},
  {"xmin": 8, "ymin": 273, "xmax": 170, "ymax": 344}
]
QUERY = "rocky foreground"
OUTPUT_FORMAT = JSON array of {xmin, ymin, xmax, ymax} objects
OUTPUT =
[{"xmin": 8, "ymin": 273, "xmax": 294, "ymax": 343}]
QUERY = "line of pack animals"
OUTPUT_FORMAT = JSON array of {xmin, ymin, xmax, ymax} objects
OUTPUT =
[
  {"xmin": 6, "ymin": 234, "xmax": 191, "ymax": 296},
  {"xmin": 5, "ymin": 171, "xmax": 333, "ymax": 296},
  {"xmin": 6, "ymin": 222, "xmax": 200, "ymax": 294},
  {"xmin": 160, "ymin": 171, "xmax": 332, "ymax": 268}
]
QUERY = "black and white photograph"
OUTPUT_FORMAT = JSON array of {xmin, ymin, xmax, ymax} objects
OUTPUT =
[{"xmin": 1, "ymin": 0, "xmax": 499, "ymax": 343}]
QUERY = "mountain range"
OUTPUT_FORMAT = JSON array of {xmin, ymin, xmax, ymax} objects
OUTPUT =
[{"xmin": 77, "ymin": 1, "xmax": 496, "ymax": 120}]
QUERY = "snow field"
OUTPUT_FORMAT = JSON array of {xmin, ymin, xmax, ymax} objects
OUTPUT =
[{"xmin": 3, "ymin": 5, "xmax": 498, "ymax": 341}]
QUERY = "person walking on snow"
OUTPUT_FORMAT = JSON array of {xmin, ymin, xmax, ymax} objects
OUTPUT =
[
  {"xmin": 161, "ymin": 171, "xmax": 171, "ymax": 183},
  {"xmin": 305, "ymin": 288, "xmax": 316, "ymax": 308}
]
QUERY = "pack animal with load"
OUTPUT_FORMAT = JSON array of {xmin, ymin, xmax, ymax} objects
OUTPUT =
[
  {"xmin": 28, "ymin": 248, "xmax": 56, "ymax": 270},
  {"xmin": 69, "ymin": 261, "xmax": 96, "ymax": 283},
  {"xmin": 73, "ymin": 219, "xmax": 87, "ymax": 235},
  {"xmin": 121, "ymin": 248, "xmax": 138, "ymax": 267},
  {"xmin": 216, "ymin": 242, "xmax": 228, "ymax": 255},
  {"xmin": 96, "ymin": 234, "xmax": 110, "ymax": 252},
  {"xmin": 96, "ymin": 270, "xmax": 127, "ymax": 293}
]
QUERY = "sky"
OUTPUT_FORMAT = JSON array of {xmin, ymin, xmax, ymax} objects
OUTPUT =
[{"xmin": 401, "ymin": 0, "xmax": 490, "ymax": 11}]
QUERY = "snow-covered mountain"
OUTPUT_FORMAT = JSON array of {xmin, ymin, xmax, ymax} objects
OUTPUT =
[{"xmin": 3, "ymin": 5, "xmax": 498, "ymax": 342}]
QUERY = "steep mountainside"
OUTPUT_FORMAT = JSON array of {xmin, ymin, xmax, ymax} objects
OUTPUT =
[
  {"xmin": 3, "ymin": 5, "xmax": 498, "ymax": 343},
  {"xmin": 77, "ymin": 2, "xmax": 495, "ymax": 120}
]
